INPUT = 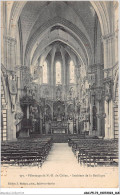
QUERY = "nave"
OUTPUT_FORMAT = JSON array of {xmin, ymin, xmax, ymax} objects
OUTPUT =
[
  {"xmin": 1, "ymin": 142, "xmax": 118, "ymax": 188},
  {"xmin": 1, "ymin": 1, "xmax": 119, "ymax": 189},
  {"xmin": 1, "ymin": 1, "xmax": 119, "ymax": 141}
]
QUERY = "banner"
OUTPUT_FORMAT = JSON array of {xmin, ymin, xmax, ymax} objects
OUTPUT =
[{"xmin": 8, "ymin": 79, "xmax": 17, "ymax": 95}]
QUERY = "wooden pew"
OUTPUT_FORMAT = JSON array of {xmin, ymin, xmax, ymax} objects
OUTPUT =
[
  {"xmin": 68, "ymin": 137, "xmax": 118, "ymax": 167},
  {"xmin": 1, "ymin": 137, "xmax": 53, "ymax": 166}
]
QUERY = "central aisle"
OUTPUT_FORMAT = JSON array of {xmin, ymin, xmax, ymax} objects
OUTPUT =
[{"xmin": 43, "ymin": 143, "xmax": 79, "ymax": 170}]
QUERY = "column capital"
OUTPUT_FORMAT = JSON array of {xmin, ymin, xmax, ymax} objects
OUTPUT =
[
  {"xmin": 104, "ymin": 67, "xmax": 113, "ymax": 80},
  {"xmin": 4, "ymin": 36, "xmax": 17, "ymax": 45},
  {"xmin": 15, "ymin": 65, "xmax": 30, "ymax": 71},
  {"xmin": 15, "ymin": 65, "xmax": 23, "ymax": 71},
  {"xmin": 101, "ymin": 32, "xmax": 115, "ymax": 42},
  {"xmin": 113, "ymin": 1, "xmax": 119, "ymax": 9},
  {"xmin": 7, "ymin": 69, "xmax": 16, "ymax": 77}
]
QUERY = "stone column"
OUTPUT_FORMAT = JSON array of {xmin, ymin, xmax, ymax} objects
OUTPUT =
[
  {"xmin": 89, "ymin": 102, "xmax": 93, "ymax": 136},
  {"xmin": 83, "ymin": 120, "xmax": 86, "ymax": 131},
  {"xmin": 12, "ymin": 113, "xmax": 17, "ymax": 140},
  {"xmin": 110, "ymin": 100, "xmax": 114, "ymax": 138},
  {"xmin": 87, "ymin": 121, "xmax": 89, "ymax": 132},
  {"xmin": 76, "ymin": 118, "xmax": 78, "ymax": 134},
  {"xmin": 102, "ymin": 33, "xmax": 115, "ymax": 139},
  {"xmin": 97, "ymin": 104, "xmax": 101, "ymax": 136},
  {"xmin": 51, "ymin": 102, "xmax": 53, "ymax": 120},
  {"xmin": 27, "ymin": 105, "xmax": 29, "ymax": 119},
  {"xmin": 96, "ymin": 64, "xmax": 104, "ymax": 136},
  {"xmin": 102, "ymin": 33, "xmax": 115, "ymax": 69},
  {"xmin": 15, "ymin": 65, "xmax": 22, "ymax": 101},
  {"xmin": 96, "ymin": 94, "xmax": 101, "ymax": 136},
  {"xmin": 89, "ymin": 91, "xmax": 95, "ymax": 136},
  {"xmin": 4, "ymin": 36, "xmax": 16, "ymax": 71},
  {"xmin": 40, "ymin": 118, "xmax": 42, "ymax": 134},
  {"xmin": 104, "ymin": 99, "xmax": 114, "ymax": 139},
  {"xmin": 104, "ymin": 79, "xmax": 114, "ymax": 139},
  {"xmin": 104, "ymin": 100, "xmax": 109, "ymax": 138},
  {"xmin": 39, "ymin": 112, "xmax": 43, "ymax": 134},
  {"xmin": 7, "ymin": 95, "xmax": 17, "ymax": 141}
]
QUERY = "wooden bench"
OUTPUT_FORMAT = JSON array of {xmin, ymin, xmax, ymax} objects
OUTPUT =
[
  {"xmin": 68, "ymin": 137, "xmax": 118, "ymax": 167},
  {"xmin": 1, "ymin": 137, "xmax": 53, "ymax": 166}
]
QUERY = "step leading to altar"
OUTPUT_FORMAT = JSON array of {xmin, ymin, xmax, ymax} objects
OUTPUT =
[{"xmin": 29, "ymin": 134, "xmax": 85, "ymax": 143}]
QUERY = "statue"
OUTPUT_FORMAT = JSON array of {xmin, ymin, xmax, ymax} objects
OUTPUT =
[
  {"xmin": 105, "ymin": 82, "xmax": 112, "ymax": 101},
  {"xmin": 56, "ymin": 87, "xmax": 61, "ymax": 100}
]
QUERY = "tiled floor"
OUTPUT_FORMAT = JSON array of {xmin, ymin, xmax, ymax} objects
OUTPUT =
[{"xmin": 1, "ymin": 143, "xmax": 119, "ymax": 188}]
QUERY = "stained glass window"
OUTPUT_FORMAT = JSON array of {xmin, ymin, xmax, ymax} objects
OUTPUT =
[
  {"xmin": 43, "ymin": 61, "xmax": 48, "ymax": 83},
  {"xmin": 70, "ymin": 60, "xmax": 75, "ymax": 83},
  {"xmin": 56, "ymin": 61, "xmax": 61, "ymax": 84}
]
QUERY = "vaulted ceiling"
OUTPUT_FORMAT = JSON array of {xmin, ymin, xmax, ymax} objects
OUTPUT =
[{"xmin": 18, "ymin": 1, "xmax": 101, "ymax": 68}]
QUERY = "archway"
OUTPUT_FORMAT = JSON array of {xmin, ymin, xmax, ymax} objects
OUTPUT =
[{"xmin": 1, "ymin": 1, "xmax": 118, "ymax": 140}]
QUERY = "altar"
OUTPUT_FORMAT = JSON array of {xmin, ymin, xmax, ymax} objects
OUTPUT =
[{"xmin": 50, "ymin": 121, "xmax": 68, "ymax": 134}]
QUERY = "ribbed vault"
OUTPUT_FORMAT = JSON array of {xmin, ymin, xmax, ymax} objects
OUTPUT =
[
  {"xmin": 7, "ymin": 1, "xmax": 110, "ymax": 69},
  {"xmin": 30, "ymin": 29, "xmax": 87, "ymax": 67}
]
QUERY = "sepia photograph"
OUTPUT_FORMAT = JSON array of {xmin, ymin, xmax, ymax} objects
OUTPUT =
[{"xmin": 0, "ymin": 0, "xmax": 119, "ymax": 191}]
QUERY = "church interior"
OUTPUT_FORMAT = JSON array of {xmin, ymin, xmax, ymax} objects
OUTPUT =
[{"xmin": 1, "ymin": 1, "xmax": 119, "ymax": 170}]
